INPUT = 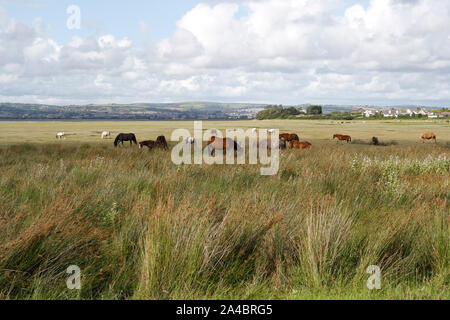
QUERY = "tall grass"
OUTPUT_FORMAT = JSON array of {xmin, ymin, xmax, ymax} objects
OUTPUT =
[{"xmin": 0, "ymin": 142, "xmax": 448, "ymax": 299}]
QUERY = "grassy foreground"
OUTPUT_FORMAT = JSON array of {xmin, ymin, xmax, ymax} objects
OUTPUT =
[{"xmin": 0, "ymin": 121, "xmax": 449, "ymax": 300}]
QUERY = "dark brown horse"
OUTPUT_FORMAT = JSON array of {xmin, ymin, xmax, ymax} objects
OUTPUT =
[
  {"xmin": 333, "ymin": 134, "xmax": 352, "ymax": 143},
  {"xmin": 289, "ymin": 141, "xmax": 312, "ymax": 149},
  {"xmin": 279, "ymin": 133, "xmax": 300, "ymax": 142},
  {"xmin": 114, "ymin": 133, "xmax": 137, "ymax": 147},
  {"xmin": 372, "ymin": 137, "xmax": 379, "ymax": 146},
  {"xmin": 139, "ymin": 136, "xmax": 168, "ymax": 150},
  {"xmin": 207, "ymin": 136, "xmax": 239, "ymax": 155}
]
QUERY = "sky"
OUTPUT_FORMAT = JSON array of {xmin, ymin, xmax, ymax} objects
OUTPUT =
[{"xmin": 0, "ymin": 0, "xmax": 449, "ymax": 106}]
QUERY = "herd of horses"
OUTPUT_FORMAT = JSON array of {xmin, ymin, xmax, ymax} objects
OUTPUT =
[{"xmin": 57, "ymin": 130, "xmax": 439, "ymax": 153}]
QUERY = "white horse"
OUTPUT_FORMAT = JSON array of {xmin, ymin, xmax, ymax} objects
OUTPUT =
[
  {"xmin": 56, "ymin": 132, "xmax": 65, "ymax": 139},
  {"xmin": 101, "ymin": 131, "xmax": 111, "ymax": 139}
]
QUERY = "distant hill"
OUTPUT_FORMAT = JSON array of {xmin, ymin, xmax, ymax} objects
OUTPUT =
[
  {"xmin": 0, "ymin": 102, "xmax": 266, "ymax": 120},
  {"xmin": 0, "ymin": 102, "xmax": 440, "ymax": 120}
]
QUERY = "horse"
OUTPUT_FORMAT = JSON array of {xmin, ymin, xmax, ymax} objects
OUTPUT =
[
  {"xmin": 101, "ymin": 131, "xmax": 111, "ymax": 139},
  {"xmin": 372, "ymin": 137, "xmax": 380, "ymax": 146},
  {"xmin": 289, "ymin": 141, "xmax": 312, "ymax": 149},
  {"xmin": 372, "ymin": 137, "xmax": 380, "ymax": 145},
  {"xmin": 279, "ymin": 133, "xmax": 300, "ymax": 142},
  {"xmin": 333, "ymin": 134, "xmax": 352, "ymax": 143},
  {"xmin": 56, "ymin": 132, "xmax": 65, "ymax": 139},
  {"xmin": 421, "ymin": 133, "xmax": 437, "ymax": 143},
  {"xmin": 207, "ymin": 136, "xmax": 240, "ymax": 156},
  {"xmin": 139, "ymin": 136, "xmax": 169, "ymax": 150},
  {"xmin": 114, "ymin": 133, "xmax": 138, "ymax": 147}
]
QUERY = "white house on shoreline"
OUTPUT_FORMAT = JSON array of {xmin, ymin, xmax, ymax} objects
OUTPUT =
[{"xmin": 354, "ymin": 107, "xmax": 447, "ymax": 118}]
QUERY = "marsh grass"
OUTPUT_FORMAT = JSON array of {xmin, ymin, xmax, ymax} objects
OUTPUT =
[{"xmin": 0, "ymin": 142, "xmax": 448, "ymax": 299}]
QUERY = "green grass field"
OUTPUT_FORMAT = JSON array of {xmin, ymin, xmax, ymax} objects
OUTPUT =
[
  {"xmin": 0, "ymin": 120, "xmax": 448, "ymax": 300},
  {"xmin": 0, "ymin": 119, "xmax": 449, "ymax": 145}
]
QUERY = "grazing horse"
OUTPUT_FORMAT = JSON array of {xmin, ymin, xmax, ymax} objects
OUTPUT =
[
  {"xmin": 114, "ymin": 133, "xmax": 138, "ymax": 147},
  {"xmin": 289, "ymin": 141, "xmax": 312, "ymax": 149},
  {"xmin": 139, "ymin": 136, "xmax": 169, "ymax": 150},
  {"xmin": 372, "ymin": 137, "xmax": 380, "ymax": 146},
  {"xmin": 421, "ymin": 133, "xmax": 437, "ymax": 143},
  {"xmin": 279, "ymin": 133, "xmax": 300, "ymax": 142},
  {"xmin": 56, "ymin": 132, "xmax": 65, "ymax": 139},
  {"xmin": 101, "ymin": 131, "xmax": 111, "ymax": 139},
  {"xmin": 207, "ymin": 136, "xmax": 239, "ymax": 156},
  {"xmin": 333, "ymin": 134, "xmax": 352, "ymax": 143}
]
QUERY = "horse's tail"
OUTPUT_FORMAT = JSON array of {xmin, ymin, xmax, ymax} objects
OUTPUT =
[{"xmin": 114, "ymin": 135, "xmax": 120, "ymax": 147}]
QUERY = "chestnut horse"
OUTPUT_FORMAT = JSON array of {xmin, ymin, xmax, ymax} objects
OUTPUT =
[
  {"xmin": 279, "ymin": 133, "xmax": 300, "ymax": 142},
  {"xmin": 207, "ymin": 136, "xmax": 239, "ymax": 155},
  {"xmin": 421, "ymin": 133, "xmax": 437, "ymax": 143},
  {"xmin": 139, "ymin": 136, "xmax": 169, "ymax": 150},
  {"xmin": 333, "ymin": 134, "xmax": 352, "ymax": 143},
  {"xmin": 289, "ymin": 141, "xmax": 312, "ymax": 149}
]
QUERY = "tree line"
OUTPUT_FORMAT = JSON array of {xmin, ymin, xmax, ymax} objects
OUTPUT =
[{"xmin": 256, "ymin": 105, "xmax": 323, "ymax": 120}]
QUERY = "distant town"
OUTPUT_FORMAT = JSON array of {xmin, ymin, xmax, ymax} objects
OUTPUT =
[{"xmin": 350, "ymin": 107, "xmax": 450, "ymax": 119}]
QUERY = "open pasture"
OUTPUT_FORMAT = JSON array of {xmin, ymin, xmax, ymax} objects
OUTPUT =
[
  {"xmin": 0, "ymin": 120, "xmax": 448, "ymax": 300},
  {"xmin": 0, "ymin": 119, "xmax": 449, "ymax": 145}
]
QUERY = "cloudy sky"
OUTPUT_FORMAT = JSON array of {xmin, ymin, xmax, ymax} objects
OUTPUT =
[{"xmin": 0, "ymin": 0, "xmax": 449, "ymax": 106}]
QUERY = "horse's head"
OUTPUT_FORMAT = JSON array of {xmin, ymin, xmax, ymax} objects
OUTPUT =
[{"xmin": 208, "ymin": 136, "xmax": 217, "ymax": 144}]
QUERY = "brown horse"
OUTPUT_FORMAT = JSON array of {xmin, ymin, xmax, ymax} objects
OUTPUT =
[
  {"xmin": 207, "ymin": 136, "xmax": 239, "ymax": 155},
  {"xmin": 372, "ymin": 137, "xmax": 379, "ymax": 146},
  {"xmin": 139, "ymin": 136, "xmax": 168, "ymax": 150},
  {"xmin": 279, "ymin": 133, "xmax": 300, "ymax": 142},
  {"xmin": 289, "ymin": 141, "xmax": 312, "ymax": 149},
  {"xmin": 421, "ymin": 132, "xmax": 436, "ymax": 143},
  {"xmin": 333, "ymin": 134, "xmax": 352, "ymax": 143}
]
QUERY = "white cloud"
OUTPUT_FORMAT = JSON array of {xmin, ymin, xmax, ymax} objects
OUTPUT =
[{"xmin": 0, "ymin": 1, "xmax": 449, "ymax": 105}]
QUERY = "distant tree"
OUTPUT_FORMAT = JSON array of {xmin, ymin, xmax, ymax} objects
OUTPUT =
[
  {"xmin": 307, "ymin": 105, "xmax": 323, "ymax": 115},
  {"xmin": 256, "ymin": 105, "xmax": 302, "ymax": 119}
]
